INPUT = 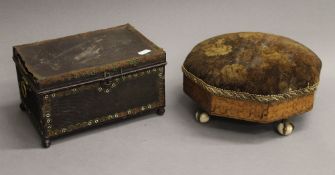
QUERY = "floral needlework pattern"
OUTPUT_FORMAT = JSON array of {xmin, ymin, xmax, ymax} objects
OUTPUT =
[{"xmin": 202, "ymin": 39, "xmax": 232, "ymax": 57}]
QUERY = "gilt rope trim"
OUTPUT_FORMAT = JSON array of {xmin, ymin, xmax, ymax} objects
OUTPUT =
[{"xmin": 182, "ymin": 65, "xmax": 318, "ymax": 103}]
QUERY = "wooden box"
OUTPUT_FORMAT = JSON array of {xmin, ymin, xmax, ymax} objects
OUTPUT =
[
  {"xmin": 182, "ymin": 32, "xmax": 321, "ymax": 136},
  {"xmin": 13, "ymin": 24, "xmax": 166, "ymax": 147}
]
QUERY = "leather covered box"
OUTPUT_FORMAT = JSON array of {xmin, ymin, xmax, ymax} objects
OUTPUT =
[{"xmin": 13, "ymin": 24, "xmax": 166, "ymax": 147}]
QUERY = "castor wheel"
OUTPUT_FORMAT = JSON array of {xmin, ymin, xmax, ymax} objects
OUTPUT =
[
  {"xmin": 19, "ymin": 103, "xmax": 26, "ymax": 111},
  {"xmin": 276, "ymin": 119, "xmax": 294, "ymax": 136},
  {"xmin": 195, "ymin": 111, "xmax": 210, "ymax": 123},
  {"xmin": 156, "ymin": 107, "xmax": 165, "ymax": 115},
  {"xmin": 42, "ymin": 139, "xmax": 51, "ymax": 148}
]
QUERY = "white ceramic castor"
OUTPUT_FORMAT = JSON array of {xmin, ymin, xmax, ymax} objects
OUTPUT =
[
  {"xmin": 276, "ymin": 120, "xmax": 294, "ymax": 136},
  {"xmin": 195, "ymin": 111, "xmax": 210, "ymax": 123}
]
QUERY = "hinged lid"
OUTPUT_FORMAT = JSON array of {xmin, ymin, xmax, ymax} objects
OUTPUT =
[{"xmin": 13, "ymin": 24, "xmax": 166, "ymax": 93}]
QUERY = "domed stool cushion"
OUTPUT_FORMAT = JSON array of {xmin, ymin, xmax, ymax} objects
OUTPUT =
[{"xmin": 182, "ymin": 32, "xmax": 321, "ymax": 135}]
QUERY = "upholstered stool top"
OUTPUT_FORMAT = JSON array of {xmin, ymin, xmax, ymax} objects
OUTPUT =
[{"xmin": 183, "ymin": 32, "xmax": 321, "ymax": 101}]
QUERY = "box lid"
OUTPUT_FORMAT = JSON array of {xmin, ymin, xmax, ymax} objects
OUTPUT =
[{"xmin": 13, "ymin": 24, "xmax": 166, "ymax": 93}]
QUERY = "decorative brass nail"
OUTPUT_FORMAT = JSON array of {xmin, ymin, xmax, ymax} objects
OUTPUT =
[{"xmin": 98, "ymin": 87, "xmax": 103, "ymax": 92}]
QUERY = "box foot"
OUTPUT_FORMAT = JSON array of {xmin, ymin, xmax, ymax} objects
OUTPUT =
[
  {"xmin": 156, "ymin": 107, "xmax": 165, "ymax": 115},
  {"xmin": 42, "ymin": 139, "xmax": 51, "ymax": 148}
]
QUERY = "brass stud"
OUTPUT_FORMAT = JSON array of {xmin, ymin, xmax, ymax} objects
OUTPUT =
[
  {"xmin": 45, "ymin": 113, "xmax": 51, "ymax": 118},
  {"xmin": 95, "ymin": 119, "xmax": 99, "ymax": 123},
  {"xmin": 98, "ymin": 87, "xmax": 103, "ymax": 92},
  {"xmin": 115, "ymin": 113, "xmax": 119, "ymax": 118},
  {"xmin": 105, "ymin": 89, "xmax": 110, "ymax": 93},
  {"xmin": 51, "ymin": 93, "xmax": 56, "ymax": 98},
  {"xmin": 147, "ymin": 70, "xmax": 151, "ymax": 74},
  {"xmin": 72, "ymin": 88, "xmax": 77, "ymax": 92},
  {"xmin": 153, "ymin": 68, "xmax": 157, "ymax": 72},
  {"xmin": 108, "ymin": 115, "xmax": 113, "ymax": 119},
  {"xmin": 127, "ymin": 110, "xmax": 131, "ymax": 114},
  {"xmin": 147, "ymin": 104, "xmax": 152, "ymax": 109},
  {"xmin": 44, "ymin": 95, "xmax": 49, "ymax": 99},
  {"xmin": 111, "ymin": 83, "xmax": 116, "ymax": 88},
  {"xmin": 141, "ymin": 106, "xmax": 145, "ymax": 111},
  {"xmin": 88, "ymin": 121, "xmax": 92, "ymax": 126},
  {"xmin": 47, "ymin": 119, "xmax": 51, "ymax": 123}
]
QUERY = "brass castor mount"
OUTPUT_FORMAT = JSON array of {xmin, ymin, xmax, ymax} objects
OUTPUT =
[
  {"xmin": 156, "ymin": 107, "xmax": 165, "ymax": 115},
  {"xmin": 276, "ymin": 119, "xmax": 294, "ymax": 136},
  {"xmin": 195, "ymin": 111, "xmax": 210, "ymax": 123}
]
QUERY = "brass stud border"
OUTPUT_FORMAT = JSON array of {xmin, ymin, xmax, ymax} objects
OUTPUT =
[{"xmin": 43, "ymin": 66, "xmax": 165, "ymax": 137}]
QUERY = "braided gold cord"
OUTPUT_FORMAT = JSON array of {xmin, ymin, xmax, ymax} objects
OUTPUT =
[{"xmin": 182, "ymin": 65, "xmax": 318, "ymax": 103}]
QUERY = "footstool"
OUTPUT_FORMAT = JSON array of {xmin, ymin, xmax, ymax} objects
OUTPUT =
[{"xmin": 182, "ymin": 32, "xmax": 321, "ymax": 135}]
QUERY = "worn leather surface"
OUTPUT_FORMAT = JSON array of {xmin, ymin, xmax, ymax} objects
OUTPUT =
[
  {"xmin": 184, "ymin": 32, "xmax": 322, "ymax": 95},
  {"xmin": 13, "ymin": 24, "xmax": 165, "ymax": 90},
  {"xmin": 50, "ymin": 72, "xmax": 161, "ymax": 130}
]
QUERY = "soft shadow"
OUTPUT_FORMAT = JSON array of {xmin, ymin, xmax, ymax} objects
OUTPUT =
[{"xmin": 0, "ymin": 102, "xmax": 41, "ymax": 149}]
